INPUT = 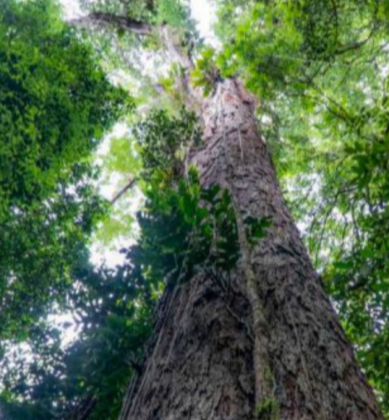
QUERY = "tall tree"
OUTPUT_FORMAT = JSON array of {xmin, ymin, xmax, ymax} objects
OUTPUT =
[
  {"xmin": 75, "ymin": 1, "xmax": 386, "ymax": 419},
  {"xmin": 214, "ymin": 0, "xmax": 389, "ymax": 411}
]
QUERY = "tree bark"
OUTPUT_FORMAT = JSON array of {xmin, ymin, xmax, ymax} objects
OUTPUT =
[{"xmin": 120, "ymin": 78, "xmax": 383, "ymax": 420}]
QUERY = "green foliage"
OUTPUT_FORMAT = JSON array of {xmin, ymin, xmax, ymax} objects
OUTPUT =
[
  {"xmin": 135, "ymin": 169, "xmax": 240, "ymax": 290},
  {"xmin": 245, "ymin": 216, "xmax": 272, "ymax": 248},
  {"xmin": 2, "ymin": 0, "xmax": 389, "ymax": 418},
  {"xmin": 1, "ymin": 107, "xmax": 269, "ymax": 420},
  {"xmin": 1, "ymin": 258, "xmax": 153, "ymax": 420},
  {"xmin": 133, "ymin": 109, "xmax": 269, "ymax": 290},
  {"xmin": 154, "ymin": 0, "xmax": 191, "ymax": 29},
  {"xmin": 78, "ymin": 0, "xmax": 202, "ymax": 113},
  {"xmin": 137, "ymin": 108, "xmax": 202, "ymax": 182},
  {"xmin": 0, "ymin": 0, "xmax": 130, "ymax": 341},
  {"xmin": 216, "ymin": 0, "xmax": 304, "ymax": 98},
  {"xmin": 216, "ymin": 0, "xmax": 385, "ymax": 97},
  {"xmin": 255, "ymin": 397, "xmax": 280, "ymax": 420},
  {"xmin": 0, "ymin": 0, "xmax": 129, "ymax": 214},
  {"xmin": 94, "ymin": 133, "xmax": 141, "ymax": 246},
  {"xmin": 191, "ymin": 47, "xmax": 219, "ymax": 97},
  {"xmin": 0, "ymin": 1, "xmax": 132, "ymax": 416},
  {"xmin": 105, "ymin": 136, "xmax": 143, "ymax": 175},
  {"xmin": 157, "ymin": 63, "xmax": 191, "ymax": 108}
]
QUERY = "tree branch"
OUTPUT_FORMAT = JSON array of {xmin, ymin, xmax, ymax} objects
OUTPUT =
[
  {"xmin": 334, "ymin": 37, "xmax": 371, "ymax": 55},
  {"xmin": 111, "ymin": 178, "xmax": 137, "ymax": 205},
  {"xmin": 334, "ymin": 24, "xmax": 377, "ymax": 56},
  {"xmin": 72, "ymin": 12, "xmax": 153, "ymax": 36}
]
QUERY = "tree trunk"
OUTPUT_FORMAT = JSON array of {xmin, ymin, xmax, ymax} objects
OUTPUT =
[{"xmin": 120, "ymin": 78, "xmax": 383, "ymax": 420}]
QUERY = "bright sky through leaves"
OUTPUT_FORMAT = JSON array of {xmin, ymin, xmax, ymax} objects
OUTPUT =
[
  {"xmin": 60, "ymin": 0, "xmax": 217, "ymax": 269},
  {"xmin": 2, "ymin": 1, "xmax": 389, "ymax": 417},
  {"xmin": 53, "ymin": 0, "xmax": 217, "ymax": 345},
  {"xmin": 61, "ymin": 0, "xmax": 217, "ymax": 43}
]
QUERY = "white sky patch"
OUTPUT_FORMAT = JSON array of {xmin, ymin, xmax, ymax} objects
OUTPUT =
[
  {"xmin": 189, "ymin": 0, "xmax": 218, "ymax": 47},
  {"xmin": 61, "ymin": 0, "xmax": 83, "ymax": 19},
  {"xmin": 48, "ymin": 312, "xmax": 79, "ymax": 347}
]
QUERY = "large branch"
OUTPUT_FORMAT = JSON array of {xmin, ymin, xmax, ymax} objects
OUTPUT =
[{"xmin": 72, "ymin": 12, "xmax": 153, "ymax": 36}]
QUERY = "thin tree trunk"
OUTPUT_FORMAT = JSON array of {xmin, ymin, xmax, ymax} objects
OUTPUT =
[{"xmin": 120, "ymin": 78, "xmax": 383, "ymax": 420}]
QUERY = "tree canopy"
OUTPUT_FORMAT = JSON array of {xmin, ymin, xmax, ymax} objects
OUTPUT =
[
  {"xmin": 0, "ymin": 0, "xmax": 389, "ymax": 419},
  {"xmin": 0, "ymin": 0, "xmax": 130, "ymax": 390}
]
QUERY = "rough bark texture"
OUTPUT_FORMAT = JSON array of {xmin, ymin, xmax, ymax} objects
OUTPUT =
[{"xmin": 121, "ymin": 78, "xmax": 383, "ymax": 420}]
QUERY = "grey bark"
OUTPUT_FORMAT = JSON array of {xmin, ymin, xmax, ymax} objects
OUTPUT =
[{"xmin": 119, "ymin": 78, "xmax": 384, "ymax": 420}]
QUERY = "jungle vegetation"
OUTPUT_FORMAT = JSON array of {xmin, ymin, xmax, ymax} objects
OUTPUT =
[{"xmin": 0, "ymin": 0, "xmax": 388, "ymax": 419}]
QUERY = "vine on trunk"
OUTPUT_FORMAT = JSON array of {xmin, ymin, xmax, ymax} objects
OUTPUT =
[{"xmin": 131, "ymin": 109, "xmax": 270, "ymax": 295}]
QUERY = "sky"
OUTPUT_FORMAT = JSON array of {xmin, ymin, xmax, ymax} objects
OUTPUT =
[{"xmin": 190, "ymin": 0, "xmax": 217, "ymax": 44}]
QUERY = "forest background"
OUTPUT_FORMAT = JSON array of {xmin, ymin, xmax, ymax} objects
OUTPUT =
[{"xmin": 0, "ymin": 0, "xmax": 388, "ymax": 419}]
